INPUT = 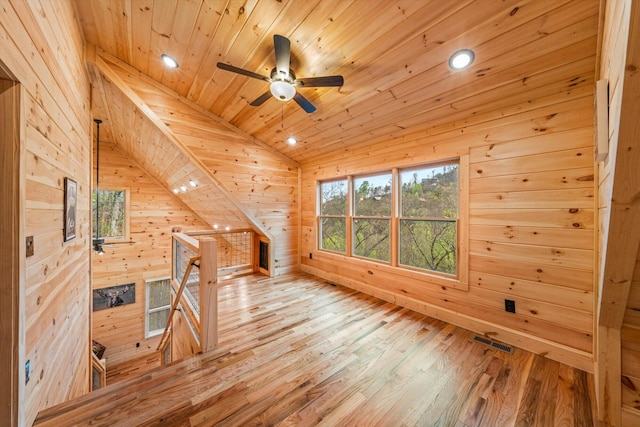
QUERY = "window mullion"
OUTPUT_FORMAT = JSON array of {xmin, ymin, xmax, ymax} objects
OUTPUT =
[
  {"xmin": 391, "ymin": 168, "xmax": 398, "ymax": 267},
  {"xmin": 346, "ymin": 176, "xmax": 353, "ymax": 257}
]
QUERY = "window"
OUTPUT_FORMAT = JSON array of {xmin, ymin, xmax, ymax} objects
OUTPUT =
[
  {"xmin": 353, "ymin": 173, "xmax": 392, "ymax": 262},
  {"xmin": 146, "ymin": 277, "xmax": 171, "ymax": 338},
  {"xmin": 319, "ymin": 179, "xmax": 347, "ymax": 253},
  {"xmin": 399, "ymin": 164, "xmax": 458, "ymax": 275},
  {"xmin": 317, "ymin": 159, "xmax": 464, "ymax": 283},
  {"xmin": 92, "ymin": 188, "xmax": 129, "ymax": 240}
]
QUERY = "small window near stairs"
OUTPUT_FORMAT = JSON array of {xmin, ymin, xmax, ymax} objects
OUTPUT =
[{"xmin": 146, "ymin": 277, "xmax": 171, "ymax": 338}]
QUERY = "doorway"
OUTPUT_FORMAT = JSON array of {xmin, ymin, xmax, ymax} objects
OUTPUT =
[{"xmin": 0, "ymin": 60, "xmax": 23, "ymax": 427}]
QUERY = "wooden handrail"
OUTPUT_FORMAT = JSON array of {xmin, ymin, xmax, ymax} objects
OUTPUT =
[{"xmin": 157, "ymin": 255, "xmax": 200, "ymax": 352}]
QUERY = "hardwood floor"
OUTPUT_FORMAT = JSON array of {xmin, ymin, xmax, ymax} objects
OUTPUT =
[
  {"xmin": 35, "ymin": 272, "xmax": 597, "ymax": 426},
  {"xmin": 106, "ymin": 354, "xmax": 161, "ymax": 385}
]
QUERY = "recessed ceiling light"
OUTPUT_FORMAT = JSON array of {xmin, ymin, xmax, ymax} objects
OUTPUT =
[
  {"xmin": 189, "ymin": 180, "xmax": 197, "ymax": 187},
  {"xmin": 225, "ymin": 226, "xmax": 231, "ymax": 231},
  {"xmin": 448, "ymin": 49, "xmax": 475, "ymax": 70},
  {"xmin": 161, "ymin": 54, "xmax": 179, "ymax": 69},
  {"xmin": 180, "ymin": 185, "xmax": 188, "ymax": 192},
  {"xmin": 287, "ymin": 137, "xmax": 297, "ymax": 145},
  {"xmin": 173, "ymin": 188, "xmax": 179, "ymax": 194},
  {"xmin": 213, "ymin": 224, "xmax": 219, "ymax": 229}
]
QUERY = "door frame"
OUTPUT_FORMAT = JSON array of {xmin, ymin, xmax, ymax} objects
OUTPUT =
[{"xmin": 0, "ymin": 60, "xmax": 25, "ymax": 427}]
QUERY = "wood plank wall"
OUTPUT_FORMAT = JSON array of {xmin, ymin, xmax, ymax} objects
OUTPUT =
[
  {"xmin": 97, "ymin": 56, "xmax": 300, "ymax": 275},
  {"xmin": 597, "ymin": 0, "xmax": 640, "ymax": 424},
  {"xmin": 92, "ymin": 140, "xmax": 210, "ymax": 367},
  {"xmin": 301, "ymin": 79, "xmax": 597, "ymax": 371},
  {"xmin": 0, "ymin": 1, "xmax": 91, "ymax": 425}
]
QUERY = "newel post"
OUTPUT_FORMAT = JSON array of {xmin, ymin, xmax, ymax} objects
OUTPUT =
[{"xmin": 199, "ymin": 237, "xmax": 217, "ymax": 352}]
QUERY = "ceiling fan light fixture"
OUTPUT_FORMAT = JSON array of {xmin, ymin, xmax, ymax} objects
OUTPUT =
[
  {"xmin": 161, "ymin": 54, "xmax": 179, "ymax": 69},
  {"xmin": 449, "ymin": 49, "xmax": 475, "ymax": 70},
  {"xmin": 270, "ymin": 80, "xmax": 296, "ymax": 101}
]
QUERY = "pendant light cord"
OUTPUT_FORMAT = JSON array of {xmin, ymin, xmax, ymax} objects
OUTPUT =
[{"xmin": 94, "ymin": 119, "xmax": 102, "ymax": 241}]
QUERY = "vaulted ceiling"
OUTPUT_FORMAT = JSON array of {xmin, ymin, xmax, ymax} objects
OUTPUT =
[{"xmin": 73, "ymin": 0, "xmax": 599, "ymax": 166}]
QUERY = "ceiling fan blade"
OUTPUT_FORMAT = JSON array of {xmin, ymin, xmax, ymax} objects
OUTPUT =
[
  {"xmin": 250, "ymin": 91, "xmax": 272, "ymax": 106},
  {"xmin": 216, "ymin": 62, "xmax": 270, "ymax": 82},
  {"xmin": 273, "ymin": 34, "xmax": 291, "ymax": 78},
  {"xmin": 296, "ymin": 75, "xmax": 344, "ymax": 87},
  {"xmin": 293, "ymin": 92, "xmax": 316, "ymax": 113}
]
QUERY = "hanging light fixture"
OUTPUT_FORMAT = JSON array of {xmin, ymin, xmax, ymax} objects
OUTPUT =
[
  {"xmin": 93, "ymin": 119, "xmax": 105, "ymax": 255},
  {"xmin": 270, "ymin": 80, "xmax": 296, "ymax": 101}
]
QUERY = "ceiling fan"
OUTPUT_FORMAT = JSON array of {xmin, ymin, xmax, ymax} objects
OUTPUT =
[{"xmin": 216, "ymin": 34, "xmax": 344, "ymax": 113}]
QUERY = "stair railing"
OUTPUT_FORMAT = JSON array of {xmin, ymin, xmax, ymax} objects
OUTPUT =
[
  {"xmin": 156, "ymin": 255, "xmax": 200, "ymax": 354},
  {"xmin": 157, "ymin": 232, "xmax": 217, "ymax": 365}
]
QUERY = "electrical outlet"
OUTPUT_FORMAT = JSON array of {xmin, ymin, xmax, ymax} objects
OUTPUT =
[{"xmin": 505, "ymin": 299, "xmax": 516, "ymax": 313}]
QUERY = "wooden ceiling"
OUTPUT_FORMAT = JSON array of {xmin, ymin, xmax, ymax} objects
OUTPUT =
[{"xmin": 74, "ymin": 0, "xmax": 600, "ymax": 165}]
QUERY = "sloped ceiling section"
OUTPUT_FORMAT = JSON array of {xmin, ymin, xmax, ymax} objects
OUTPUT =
[
  {"xmin": 88, "ymin": 48, "xmax": 300, "ymax": 274},
  {"xmin": 73, "ymin": 0, "xmax": 599, "ymax": 165}
]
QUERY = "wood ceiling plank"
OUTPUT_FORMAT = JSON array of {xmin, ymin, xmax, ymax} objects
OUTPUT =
[
  {"xmin": 146, "ymin": 0, "xmax": 178, "ymax": 82},
  {"xmin": 171, "ymin": 0, "xmax": 227, "ymax": 96},
  {"xmin": 129, "ymin": 0, "xmax": 154, "ymax": 73}
]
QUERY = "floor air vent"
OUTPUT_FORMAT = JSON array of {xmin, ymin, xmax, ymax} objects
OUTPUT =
[{"xmin": 472, "ymin": 335, "xmax": 514, "ymax": 354}]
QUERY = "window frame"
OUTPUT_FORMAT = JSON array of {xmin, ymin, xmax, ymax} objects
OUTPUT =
[
  {"xmin": 316, "ymin": 156, "xmax": 469, "ymax": 290},
  {"xmin": 145, "ymin": 276, "xmax": 172, "ymax": 338},
  {"xmin": 398, "ymin": 161, "xmax": 459, "ymax": 277},
  {"xmin": 351, "ymin": 171, "xmax": 393, "ymax": 263},
  {"xmin": 92, "ymin": 186, "xmax": 130, "ymax": 242},
  {"xmin": 317, "ymin": 178, "xmax": 349, "ymax": 254}
]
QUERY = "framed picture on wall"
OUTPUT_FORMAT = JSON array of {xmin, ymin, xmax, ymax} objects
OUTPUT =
[
  {"xmin": 64, "ymin": 177, "xmax": 77, "ymax": 241},
  {"xmin": 93, "ymin": 283, "xmax": 135, "ymax": 311}
]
